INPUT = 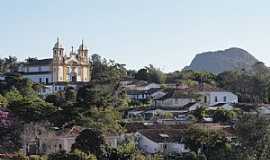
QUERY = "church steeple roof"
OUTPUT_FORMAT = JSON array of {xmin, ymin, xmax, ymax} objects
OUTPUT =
[
  {"xmin": 53, "ymin": 37, "xmax": 63, "ymax": 49},
  {"xmin": 78, "ymin": 40, "xmax": 88, "ymax": 50}
]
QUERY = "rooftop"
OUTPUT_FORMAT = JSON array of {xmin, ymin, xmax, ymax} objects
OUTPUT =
[{"xmin": 138, "ymin": 129, "xmax": 183, "ymax": 143}]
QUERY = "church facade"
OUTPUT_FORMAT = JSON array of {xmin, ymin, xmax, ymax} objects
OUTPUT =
[
  {"xmin": 18, "ymin": 39, "xmax": 91, "ymax": 95},
  {"xmin": 19, "ymin": 38, "xmax": 91, "ymax": 84}
]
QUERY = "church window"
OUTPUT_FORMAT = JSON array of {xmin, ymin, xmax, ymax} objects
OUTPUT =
[
  {"xmin": 67, "ymin": 67, "xmax": 71, "ymax": 74},
  {"xmin": 78, "ymin": 67, "xmax": 81, "ymax": 76}
]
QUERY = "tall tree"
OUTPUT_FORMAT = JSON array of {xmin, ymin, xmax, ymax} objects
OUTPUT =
[
  {"xmin": 72, "ymin": 129, "xmax": 105, "ymax": 158},
  {"xmin": 235, "ymin": 114, "xmax": 270, "ymax": 160}
]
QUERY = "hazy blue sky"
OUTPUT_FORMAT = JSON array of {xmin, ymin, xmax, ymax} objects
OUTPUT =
[{"xmin": 1, "ymin": 0, "xmax": 270, "ymax": 72}]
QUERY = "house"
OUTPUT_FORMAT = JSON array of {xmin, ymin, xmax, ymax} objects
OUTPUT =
[
  {"xmin": 125, "ymin": 80, "xmax": 160, "ymax": 91},
  {"xmin": 257, "ymin": 105, "xmax": 270, "ymax": 118},
  {"xmin": 127, "ymin": 90, "xmax": 149, "ymax": 101},
  {"xmin": 155, "ymin": 90, "xmax": 196, "ymax": 108},
  {"xmin": 149, "ymin": 89, "xmax": 166, "ymax": 100},
  {"xmin": 105, "ymin": 134, "xmax": 134, "ymax": 148},
  {"xmin": 127, "ymin": 88, "xmax": 165, "ymax": 102},
  {"xmin": 198, "ymin": 91, "xmax": 238, "ymax": 106},
  {"xmin": 22, "ymin": 126, "xmax": 81, "ymax": 155},
  {"xmin": 135, "ymin": 129, "xmax": 189, "ymax": 154},
  {"xmin": 125, "ymin": 102, "xmax": 200, "ymax": 121}
]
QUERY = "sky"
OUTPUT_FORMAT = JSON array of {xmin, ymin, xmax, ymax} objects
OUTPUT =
[{"xmin": 1, "ymin": 0, "xmax": 270, "ymax": 72}]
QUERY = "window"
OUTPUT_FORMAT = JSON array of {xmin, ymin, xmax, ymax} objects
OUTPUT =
[
  {"xmin": 59, "ymin": 144, "xmax": 62, "ymax": 150},
  {"xmin": 39, "ymin": 78, "xmax": 42, "ymax": 83},
  {"xmin": 55, "ymin": 87, "xmax": 57, "ymax": 91},
  {"xmin": 204, "ymin": 96, "xmax": 207, "ymax": 103},
  {"xmin": 215, "ymin": 96, "xmax": 218, "ymax": 102},
  {"xmin": 46, "ymin": 78, "xmax": 49, "ymax": 84},
  {"xmin": 163, "ymin": 144, "xmax": 167, "ymax": 150},
  {"xmin": 223, "ymin": 96, "xmax": 227, "ymax": 102},
  {"xmin": 67, "ymin": 67, "xmax": 71, "ymax": 74},
  {"xmin": 78, "ymin": 67, "xmax": 81, "ymax": 76}
]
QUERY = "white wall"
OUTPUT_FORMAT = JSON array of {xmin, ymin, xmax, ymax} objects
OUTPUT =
[
  {"xmin": 136, "ymin": 133, "xmax": 160, "ymax": 154},
  {"xmin": 199, "ymin": 91, "xmax": 238, "ymax": 106},
  {"xmin": 136, "ymin": 133, "xmax": 189, "ymax": 154},
  {"xmin": 144, "ymin": 83, "xmax": 161, "ymax": 90},
  {"xmin": 151, "ymin": 91, "xmax": 166, "ymax": 99},
  {"xmin": 156, "ymin": 98, "xmax": 195, "ymax": 107},
  {"xmin": 23, "ymin": 74, "xmax": 52, "ymax": 84}
]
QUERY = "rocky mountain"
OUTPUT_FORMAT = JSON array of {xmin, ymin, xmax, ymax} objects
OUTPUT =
[{"xmin": 184, "ymin": 47, "xmax": 259, "ymax": 74}]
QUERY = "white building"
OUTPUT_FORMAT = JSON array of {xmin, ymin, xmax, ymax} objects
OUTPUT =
[
  {"xmin": 135, "ymin": 129, "xmax": 189, "ymax": 154},
  {"xmin": 155, "ymin": 91, "xmax": 196, "ymax": 108},
  {"xmin": 198, "ymin": 91, "xmax": 238, "ymax": 106},
  {"xmin": 18, "ymin": 39, "xmax": 91, "ymax": 84},
  {"xmin": 17, "ymin": 38, "xmax": 91, "ymax": 96}
]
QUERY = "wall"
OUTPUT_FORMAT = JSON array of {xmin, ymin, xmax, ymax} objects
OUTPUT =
[
  {"xmin": 136, "ymin": 133, "xmax": 160, "ymax": 154},
  {"xmin": 199, "ymin": 92, "xmax": 238, "ymax": 106},
  {"xmin": 156, "ymin": 98, "xmax": 195, "ymax": 107},
  {"xmin": 23, "ymin": 73, "xmax": 52, "ymax": 84}
]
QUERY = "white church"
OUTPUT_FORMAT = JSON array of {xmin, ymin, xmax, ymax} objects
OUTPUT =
[{"xmin": 18, "ymin": 38, "xmax": 91, "ymax": 95}]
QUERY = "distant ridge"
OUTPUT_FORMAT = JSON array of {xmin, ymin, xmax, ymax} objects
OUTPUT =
[{"xmin": 184, "ymin": 47, "xmax": 259, "ymax": 74}]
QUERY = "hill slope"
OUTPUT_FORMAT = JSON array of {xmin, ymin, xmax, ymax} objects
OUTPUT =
[{"xmin": 185, "ymin": 47, "xmax": 259, "ymax": 74}]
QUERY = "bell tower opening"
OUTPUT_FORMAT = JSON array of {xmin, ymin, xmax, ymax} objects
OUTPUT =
[{"xmin": 71, "ymin": 75, "xmax": 77, "ymax": 82}]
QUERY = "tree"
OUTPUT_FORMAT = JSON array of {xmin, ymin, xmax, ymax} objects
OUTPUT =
[
  {"xmin": 0, "ymin": 56, "xmax": 18, "ymax": 72},
  {"xmin": 77, "ymin": 83, "xmax": 113, "ymax": 110},
  {"xmin": 0, "ymin": 110, "xmax": 21, "ymax": 153},
  {"xmin": 72, "ymin": 129, "xmax": 105, "ymax": 158},
  {"xmin": 235, "ymin": 114, "xmax": 270, "ymax": 160},
  {"xmin": 48, "ymin": 151, "xmax": 80, "ymax": 160},
  {"xmin": 105, "ymin": 142, "xmax": 137, "ymax": 160},
  {"xmin": 135, "ymin": 68, "xmax": 148, "ymax": 81},
  {"xmin": 212, "ymin": 109, "xmax": 236, "ymax": 123},
  {"xmin": 135, "ymin": 65, "xmax": 166, "ymax": 84},
  {"xmin": 146, "ymin": 64, "xmax": 166, "ymax": 84},
  {"xmin": 0, "ymin": 94, "xmax": 8, "ymax": 107},
  {"xmin": 45, "ymin": 93, "xmax": 65, "ymax": 107},
  {"xmin": 183, "ymin": 125, "xmax": 231, "ymax": 160},
  {"xmin": 65, "ymin": 87, "xmax": 76, "ymax": 102},
  {"xmin": 80, "ymin": 108, "xmax": 124, "ymax": 135},
  {"xmin": 4, "ymin": 88, "xmax": 23, "ymax": 103},
  {"xmin": 217, "ymin": 70, "xmax": 270, "ymax": 103},
  {"xmin": 8, "ymin": 96, "xmax": 56, "ymax": 123},
  {"xmin": 192, "ymin": 107, "xmax": 207, "ymax": 121},
  {"xmin": 91, "ymin": 54, "xmax": 127, "ymax": 84}
]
